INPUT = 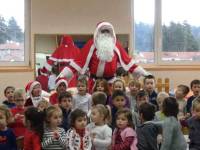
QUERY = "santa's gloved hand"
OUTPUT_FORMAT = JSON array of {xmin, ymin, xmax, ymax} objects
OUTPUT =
[{"xmin": 132, "ymin": 66, "xmax": 152, "ymax": 79}]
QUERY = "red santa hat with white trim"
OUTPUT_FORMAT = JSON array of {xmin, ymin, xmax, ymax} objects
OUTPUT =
[
  {"xmin": 55, "ymin": 77, "xmax": 68, "ymax": 89},
  {"xmin": 25, "ymin": 81, "xmax": 41, "ymax": 98},
  {"xmin": 94, "ymin": 21, "xmax": 116, "ymax": 47}
]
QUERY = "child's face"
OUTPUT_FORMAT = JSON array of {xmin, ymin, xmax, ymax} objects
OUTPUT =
[
  {"xmin": 113, "ymin": 96, "xmax": 126, "ymax": 109},
  {"xmin": 77, "ymin": 82, "xmax": 87, "ymax": 95},
  {"xmin": 48, "ymin": 111, "xmax": 62, "ymax": 128},
  {"xmin": 175, "ymin": 87, "xmax": 184, "ymax": 99},
  {"xmin": 14, "ymin": 95, "xmax": 25, "ymax": 107},
  {"xmin": 113, "ymin": 81, "xmax": 124, "ymax": 91},
  {"xmin": 74, "ymin": 116, "xmax": 87, "ymax": 130},
  {"xmin": 129, "ymin": 83, "xmax": 140, "ymax": 95},
  {"xmin": 157, "ymin": 98, "xmax": 164, "ymax": 110},
  {"xmin": 144, "ymin": 79, "xmax": 155, "ymax": 92},
  {"xmin": 91, "ymin": 108, "xmax": 103, "ymax": 124},
  {"xmin": 0, "ymin": 111, "xmax": 7, "ymax": 130},
  {"xmin": 137, "ymin": 96, "xmax": 148, "ymax": 107},
  {"xmin": 191, "ymin": 84, "xmax": 200, "ymax": 96},
  {"xmin": 96, "ymin": 82, "xmax": 105, "ymax": 92},
  {"xmin": 116, "ymin": 113, "xmax": 128, "ymax": 129},
  {"xmin": 60, "ymin": 97, "xmax": 72, "ymax": 110},
  {"xmin": 5, "ymin": 88, "xmax": 14, "ymax": 102},
  {"xmin": 57, "ymin": 83, "xmax": 67, "ymax": 93},
  {"xmin": 32, "ymin": 84, "xmax": 42, "ymax": 97},
  {"xmin": 194, "ymin": 104, "xmax": 200, "ymax": 119}
]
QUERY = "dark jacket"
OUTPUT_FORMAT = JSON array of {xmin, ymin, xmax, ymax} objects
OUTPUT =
[
  {"xmin": 187, "ymin": 116, "xmax": 200, "ymax": 149},
  {"xmin": 136, "ymin": 121, "xmax": 160, "ymax": 150}
]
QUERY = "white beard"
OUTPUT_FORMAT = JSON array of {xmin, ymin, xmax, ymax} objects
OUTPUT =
[{"xmin": 95, "ymin": 33, "xmax": 115, "ymax": 62}]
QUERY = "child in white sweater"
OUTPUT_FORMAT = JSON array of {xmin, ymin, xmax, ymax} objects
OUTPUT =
[{"xmin": 87, "ymin": 104, "xmax": 112, "ymax": 150}]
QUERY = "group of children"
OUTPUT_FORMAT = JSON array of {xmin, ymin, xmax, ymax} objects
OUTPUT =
[{"xmin": 0, "ymin": 74, "xmax": 200, "ymax": 150}]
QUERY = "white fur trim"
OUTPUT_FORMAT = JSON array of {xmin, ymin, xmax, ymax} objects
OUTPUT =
[
  {"xmin": 94, "ymin": 22, "xmax": 116, "ymax": 47},
  {"xmin": 49, "ymin": 56, "xmax": 73, "ymax": 63},
  {"xmin": 57, "ymin": 67, "xmax": 73, "ymax": 79},
  {"xmin": 44, "ymin": 62, "xmax": 52, "ymax": 71},
  {"xmin": 70, "ymin": 60, "xmax": 82, "ymax": 72},
  {"xmin": 80, "ymin": 44, "xmax": 96, "ymax": 74},
  {"xmin": 55, "ymin": 79, "xmax": 68, "ymax": 89},
  {"xmin": 96, "ymin": 60, "xmax": 106, "ymax": 77},
  {"xmin": 114, "ymin": 47, "xmax": 136, "ymax": 71}
]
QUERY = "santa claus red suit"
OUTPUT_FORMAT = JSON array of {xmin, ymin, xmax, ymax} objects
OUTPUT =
[
  {"xmin": 45, "ymin": 35, "xmax": 80, "ymax": 87},
  {"xmin": 36, "ymin": 67, "xmax": 49, "ymax": 92},
  {"xmin": 58, "ymin": 22, "xmax": 149, "ymax": 90}
]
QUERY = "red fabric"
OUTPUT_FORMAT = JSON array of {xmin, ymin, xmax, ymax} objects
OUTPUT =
[
  {"xmin": 75, "ymin": 128, "xmax": 86, "ymax": 150},
  {"xmin": 24, "ymin": 98, "xmax": 33, "ymax": 107},
  {"xmin": 49, "ymin": 92, "xmax": 58, "ymax": 105},
  {"xmin": 112, "ymin": 129, "xmax": 134, "ymax": 150},
  {"xmin": 23, "ymin": 129, "xmax": 41, "ymax": 150},
  {"xmin": 36, "ymin": 75, "xmax": 48, "ymax": 92},
  {"xmin": 70, "ymin": 39, "xmax": 137, "ymax": 77},
  {"xmin": 47, "ymin": 35, "xmax": 80, "ymax": 70},
  {"xmin": 10, "ymin": 107, "xmax": 26, "ymax": 137}
]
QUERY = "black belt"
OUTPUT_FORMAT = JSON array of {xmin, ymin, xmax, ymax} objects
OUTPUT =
[{"xmin": 90, "ymin": 74, "xmax": 114, "ymax": 80}]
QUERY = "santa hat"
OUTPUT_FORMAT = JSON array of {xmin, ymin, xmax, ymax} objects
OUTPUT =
[
  {"xmin": 55, "ymin": 77, "xmax": 68, "ymax": 89},
  {"xmin": 25, "ymin": 81, "xmax": 41, "ymax": 98},
  {"xmin": 94, "ymin": 22, "xmax": 116, "ymax": 46}
]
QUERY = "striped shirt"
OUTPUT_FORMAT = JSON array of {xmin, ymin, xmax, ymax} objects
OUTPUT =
[{"xmin": 42, "ymin": 127, "xmax": 66, "ymax": 150}]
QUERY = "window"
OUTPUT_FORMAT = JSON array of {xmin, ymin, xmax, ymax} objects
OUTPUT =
[
  {"xmin": 133, "ymin": 0, "xmax": 200, "ymax": 65},
  {"xmin": 0, "ymin": 0, "xmax": 30, "ymax": 66}
]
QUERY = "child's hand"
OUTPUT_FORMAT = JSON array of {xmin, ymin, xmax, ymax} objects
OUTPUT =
[
  {"xmin": 90, "ymin": 133, "xmax": 96, "ymax": 143},
  {"xmin": 53, "ymin": 131, "xmax": 59, "ymax": 140}
]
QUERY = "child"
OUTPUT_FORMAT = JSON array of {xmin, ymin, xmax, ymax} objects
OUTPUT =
[
  {"xmin": 92, "ymin": 78, "xmax": 110, "ymax": 96},
  {"xmin": 73, "ymin": 76, "xmax": 92, "ymax": 113},
  {"xmin": 58, "ymin": 91, "xmax": 72, "ymax": 131},
  {"xmin": 160, "ymin": 97, "xmax": 187, "ymax": 150},
  {"xmin": 87, "ymin": 104, "xmax": 112, "ymax": 150},
  {"xmin": 112, "ymin": 108, "xmax": 138, "ymax": 150},
  {"xmin": 66, "ymin": 109, "xmax": 92, "ymax": 150},
  {"xmin": 25, "ymin": 81, "xmax": 43, "ymax": 107},
  {"xmin": 155, "ymin": 92, "xmax": 169, "ymax": 121},
  {"xmin": 24, "ymin": 107, "xmax": 44, "ymax": 150},
  {"xmin": 0, "ymin": 105, "xmax": 17, "ymax": 150},
  {"xmin": 37, "ymin": 99, "xmax": 49, "ymax": 112},
  {"xmin": 187, "ymin": 96, "xmax": 200, "ymax": 149},
  {"xmin": 49, "ymin": 77, "xmax": 68, "ymax": 105},
  {"xmin": 186, "ymin": 79, "xmax": 200, "ymax": 115},
  {"xmin": 109, "ymin": 78, "xmax": 130, "ymax": 107},
  {"xmin": 143, "ymin": 75, "xmax": 158, "ymax": 109},
  {"xmin": 137, "ymin": 102, "xmax": 159, "ymax": 150},
  {"xmin": 42, "ymin": 106, "xmax": 66, "ymax": 150},
  {"xmin": 2, "ymin": 86, "xmax": 16, "ymax": 108},
  {"xmin": 126, "ymin": 79, "xmax": 141, "ymax": 112},
  {"xmin": 175, "ymin": 84, "xmax": 190, "ymax": 120},
  {"xmin": 111, "ymin": 90, "xmax": 127, "ymax": 129},
  {"xmin": 10, "ymin": 89, "xmax": 26, "ymax": 150}
]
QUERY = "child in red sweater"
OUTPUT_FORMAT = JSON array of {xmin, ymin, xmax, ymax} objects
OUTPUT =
[
  {"xmin": 10, "ymin": 89, "xmax": 26, "ymax": 150},
  {"xmin": 24, "ymin": 107, "xmax": 44, "ymax": 150}
]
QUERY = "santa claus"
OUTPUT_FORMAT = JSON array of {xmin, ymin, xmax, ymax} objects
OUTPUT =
[
  {"xmin": 45, "ymin": 35, "xmax": 80, "ymax": 87},
  {"xmin": 58, "ymin": 22, "xmax": 149, "ymax": 89}
]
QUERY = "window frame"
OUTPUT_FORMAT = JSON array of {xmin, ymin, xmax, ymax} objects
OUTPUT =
[
  {"xmin": 0, "ymin": 0, "xmax": 31, "ymax": 67},
  {"xmin": 132, "ymin": 0, "xmax": 200, "ymax": 68}
]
